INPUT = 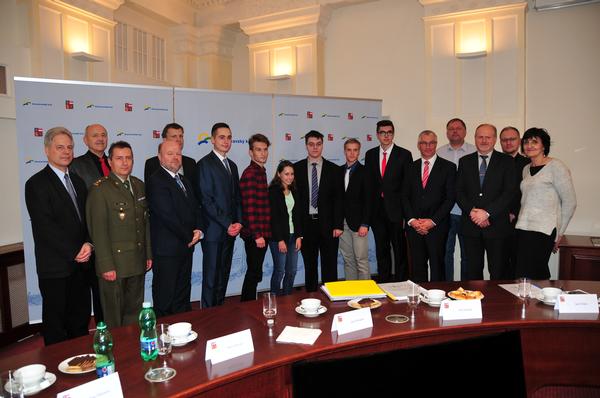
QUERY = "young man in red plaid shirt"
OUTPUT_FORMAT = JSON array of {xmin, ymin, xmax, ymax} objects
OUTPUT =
[{"xmin": 240, "ymin": 134, "xmax": 272, "ymax": 301}]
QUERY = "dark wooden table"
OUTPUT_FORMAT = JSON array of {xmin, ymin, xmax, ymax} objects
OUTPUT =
[{"xmin": 1, "ymin": 280, "xmax": 599, "ymax": 397}]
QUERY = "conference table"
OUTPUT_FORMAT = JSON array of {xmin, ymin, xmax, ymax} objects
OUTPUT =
[{"xmin": 2, "ymin": 280, "xmax": 599, "ymax": 397}]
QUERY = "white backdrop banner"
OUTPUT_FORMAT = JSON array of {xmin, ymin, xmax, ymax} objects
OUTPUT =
[{"xmin": 15, "ymin": 78, "xmax": 382, "ymax": 323}]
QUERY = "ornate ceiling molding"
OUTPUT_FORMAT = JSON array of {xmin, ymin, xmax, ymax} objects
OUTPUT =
[{"xmin": 419, "ymin": 0, "xmax": 527, "ymax": 17}]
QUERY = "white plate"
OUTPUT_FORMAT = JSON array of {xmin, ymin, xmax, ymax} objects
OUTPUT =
[
  {"xmin": 5, "ymin": 372, "xmax": 57, "ymax": 396},
  {"xmin": 58, "ymin": 353, "xmax": 96, "ymax": 374},
  {"xmin": 347, "ymin": 298, "xmax": 382, "ymax": 310},
  {"xmin": 295, "ymin": 305, "xmax": 327, "ymax": 318},
  {"xmin": 420, "ymin": 295, "xmax": 442, "ymax": 308},
  {"xmin": 171, "ymin": 330, "xmax": 198, "ymax": 347}
]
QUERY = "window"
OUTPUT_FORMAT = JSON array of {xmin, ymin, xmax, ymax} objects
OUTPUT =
[
  {"xmin": 151, "ymin": 35, "xmax": 165, "ymax": 81},
  {"xmin": 133, "ymin": 28, "xmax": 148, "ymax": 75},
  {"xmin": 115, "ymin": 23, "xmax": 128, "ymax": 71}
]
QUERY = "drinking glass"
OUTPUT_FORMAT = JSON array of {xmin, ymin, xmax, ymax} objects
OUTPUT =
[
  {"xmin": 407, "ymin": 283, "xmax": 421, "ymax": 321},
  {"xmin": 517, "ymin": 277, "xmax": 531, "ymax": 300},
  {"xmin": 263, "ymin": 292, "xmax": 277, "ymax": 325},
  {"xmin": 0, "ymin": 370, "xmax": 24, "ymax": 398},
  {"xmin": 157, "ymin": 324, "xmax": 172, "ymax": 356},
  {"xmin": 145, "ymin": 324, "xmax": 176, "ymax": 383}
]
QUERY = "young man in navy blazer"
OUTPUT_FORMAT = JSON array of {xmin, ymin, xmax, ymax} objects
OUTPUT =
[
  {"xmin": 196, "ymin": 122, "xmax": 242, "ymax": 307},
  {"xmin": 364, "ymin": 120, "xmax": 413, "ymax": 282},
  {"xmin": 147, "ymin": 140, "xmax": 204, "ymax": 316},
  {"xmin": 456, "ymin": 123, "xmax": 516, "ymax": 280},
  {"xmin": 402, "ymin": 131, "xmax": 456, "ymax": 282}
]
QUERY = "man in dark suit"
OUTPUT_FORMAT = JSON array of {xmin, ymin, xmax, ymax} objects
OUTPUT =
[
  {"xmin": 25, "ymin": 127, "xmax": 92, "ymax": 345},
  {"xmin": 147, "ymin": 140, "xmax": 204, "ymax": 317},
  {"xmin": 402, "ymin": 131, "xmax": 456, "ymax": 282},
  {"xmin": 339, "ymin": 138, "xmax": 372, "ymax": 280},
  {"xmin": 196, "ymin": 122, "xmax": 242, "ymax": 307},
  {"xmin": 144, "ymin": 123, "xmax": 196, "ymax": 188},
  {"xmin": 294, "ymin": 130, "xmax": 343, "ymax": 292},
  {"xmin": 364, "ymin": 120, "xmax": 413, "ymax": 282},
  {"xmin": 69, "ymin": 123, "xmax": 108, "ymax": 324},
  {"xmin": 500, "ymin": 126, "xmax": 531, "ymax": 279},
  {"xmin": 456, "ymin": 123, "xmax": 516, "ymax": 280}
]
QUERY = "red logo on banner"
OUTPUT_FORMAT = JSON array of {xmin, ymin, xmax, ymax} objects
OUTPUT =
[
  {"xmin": 307, "ymin": 111, "xmax": 313, "ymax": 119},
  {"xmin": 65, "ymin": 100, "xmax": 74, "ymax": 110},
  {"xmin": 284, "ymin": 133, "xmax": 292, "ymax": 141},
  {"xmin": 347, "ymin": 112, "xmax": 354, "ymax": 120},
  {"xmin": 33, "ymin": 128, "xmax": 44, "ymax": 137},
  {"xmin": 366, "ymin": 134, "xmax": 373, "ymax": 142},
  {"xmin": 124, "ymin": 103, "xmax": 133, "ymax": 112},
  {"xmin": 327, "ymin": 133, "xmax": 334, "ymax": 141},
  {"xmin": 152, "ymin": 130, "xmax": 161, "ymax": 139}
]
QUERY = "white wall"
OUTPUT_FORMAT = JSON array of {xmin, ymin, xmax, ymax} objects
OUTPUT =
[{"xmin": 231, "ymin": 30, "xmax": 249, "ymax": 92}]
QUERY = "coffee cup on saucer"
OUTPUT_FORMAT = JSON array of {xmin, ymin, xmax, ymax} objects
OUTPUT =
[
  {"xmin": 300, "ymin": 298, "xmax": 321, "ymax": 314},
  {"xmin": 425, "ymin": 289, "xmax": 445, "ymax": 304},
  {"xmin": 542, "ymin": 287, "xmax": 562, "ymax": 303},
  {"xmin": 14, "ymin": 364, "xmax": 46, "ymax": 389}
]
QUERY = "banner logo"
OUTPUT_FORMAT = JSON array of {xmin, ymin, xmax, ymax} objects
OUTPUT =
[
  {"xmin": 86, "ymin": 103, "xmax": 113, "ymax": 109},
  {"xmin": 307, "ymin": 111, "xmax": 313, "ymax": 119},
  {"xmin": 22, "ymin": 99, "xmax": 52, "ymax": 107},
  {"xmin": 361, "ymin": 115, "xmax": 379, "ymax": 119},
  {"xmin": 124, "ymin": 103, "xmax": 133, "ymax": 112},
  {"xmin": 278, "ymin": 112, "xmax": 299, "ymax": 117},
  {"xmin": 321, "ymin": 113, "xmax": 340, "ymax": 118},
  {"xmin": 366, "ymin": 134, "xmax": 373, "ymax": 142},
  {"xmin": 65, "ymin": 100, "xmax": 74, "ymax": 110},
  {"xmin": 116, "ymin": 130, "xmax": 142, "ymax": 137},
  {"xmin": 197, "ymin": 133, "xmax": 210, "ymax": 145},
  {"xmin": 25, "ymin": 158, "xmax": 47, "ymax": 165},
  {"xmin": 144, "ymin": 105, "xmax": 169, "ymax": 112},
  {"xmin": 327, "ymin": 133, "xmax": 334, "ymax": 141},
  {"xmin": 152, "ymin": 130, "xmax": 161, "ymax": 139},
  {"xmin": 33, "ymin": 128, "xmax": 44, "ymax": 137},
  {"xmin": 347, "ymin": 113, "xmax": 354, "ymax": 120},
  {"xmin": 284, "ymin": 133, "xmax": 292, "ymax": 141}
]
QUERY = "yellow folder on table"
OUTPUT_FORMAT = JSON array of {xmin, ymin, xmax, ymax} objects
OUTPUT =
[{"xmin": 320, "ymin": 280, "xmax": 387, "ymax": 301}]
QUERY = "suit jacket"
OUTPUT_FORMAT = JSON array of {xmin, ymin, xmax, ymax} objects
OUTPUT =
[
  {"xmin": 147, "ymin": 167, "xmax": 204, "ymax": 257},
  {"xmin": 364, "ymin": 144, "xmax": 413, "ymax": 222},
  {"xmin": 509, "ymin": 153, "xmax": 531, "ymax": 219},
  {"xmin": 339, "ymin": 162, "xmax": 372, "ymax": 231},
  {"xmin": 86, "ymin": 173, "xmax": 152, "ymax": 278},
  {"xmin": 70, "ymin": 150, "xmax": 108, "ymax": 188},
  {"xmin": 196, "ymin": 151, "xmax": 242, "ymax": 242},
  {"xmin": 294, "ymin": 158, "xmax": 343, "ymax": 237},
  {"xmin": 402, "ymin": 157, "xmax": 456, "ymax": 227},
  {"xmin": 144, "ymin": 155, "xmax": 197, "ymax": 186},
  {"xmin": 268, "ymin": 185, "xmax": 303, "ymax": 242},
  {"xmin": 25, "ymin": 165, "xmax": 89, "ymax": 279},
  {"xmin": 456, "ymin": 150, "xmax": 516, "ymax": 238}
]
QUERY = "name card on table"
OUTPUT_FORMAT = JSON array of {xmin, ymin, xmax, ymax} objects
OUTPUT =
[
  {"xmin": 205, "ymin": 329, "xmax": 254, "ymax": 365},
  {"xmin": 331, "ymin": 307, "xmax": 372, "ymax": 336},
  {"xmin": 439, "ymin": 299, "xmax": 482, "ymax": 321},
  {"xmin": 556, "ymin": 294, "xmax": 599, "ymax": 314},
  {"xmin": 57, "ymin": 372, "xmax": 123, "ymax": 398}
]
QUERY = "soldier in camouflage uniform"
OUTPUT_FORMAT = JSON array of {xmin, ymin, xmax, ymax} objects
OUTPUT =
[{"xmin": 86, "ymin": 141, "xmax": 152, "ymax": 328}]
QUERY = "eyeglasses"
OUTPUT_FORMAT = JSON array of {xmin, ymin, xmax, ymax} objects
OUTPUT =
[
  {"xmin": 500, "ymin": 138, "xmax": 518, "ymax": 143},
  {"xmin": 377, "ymin": 131, "xmax": 394, "ymax": 137},
  {"xmin": 418, "ymin": 141, "xmax": 437, "ymax": 146}
]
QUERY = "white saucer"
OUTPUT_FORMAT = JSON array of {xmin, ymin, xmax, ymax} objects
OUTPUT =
[
  {"xmin": 420, "ymin": 295, "xmax": 442, "ymax": 308},
  {"xmin": 5, "ymin": 372, "xmax": 57, "ymax": 396},
  {"xmin": 171, "ymin": 331, "xmax": 198, "ymax": 347},
  {"xmin": 295, "ymin": 305, "xmax": 327, "ymax": 318},
  {"xmin": 542, "ymin": 299, "xmax": 556, "ymax": 306}
]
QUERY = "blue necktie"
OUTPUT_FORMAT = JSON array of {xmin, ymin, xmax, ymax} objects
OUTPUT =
[
  {"xmin": 479, "ymin": 155, "xmax": 488, "ymax": 187},
  {"xmin": 311, "ymin": 162, "xmax": 319, "ymax": 209},
  {"xmin": 64, "ymin": 173, "xmax": 82, "ymax": 221}
]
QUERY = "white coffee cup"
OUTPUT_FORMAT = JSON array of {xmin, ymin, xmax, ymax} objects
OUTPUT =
[
  {"xmin": 14, "ymin": 364, "xmax": 46, "ymax": 388},
  {"xmin": 542, "ymin": 287, "xmax": 562, "ymax": 302},
  {"xmin": 168, "ymin": 322, "xmax": 192, "ymax": 339},
  {"xmin": 301, "ymin": 298, "xmax": 321, "ymax": 313},
  {"xmin": 426, "ymin": 289, "xmax": 445, "ymax": 304}
]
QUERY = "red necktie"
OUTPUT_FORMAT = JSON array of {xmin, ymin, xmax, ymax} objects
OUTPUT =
[
  {"xmin": 422, "ymin": 160, "xmax": 430, "ymax": 188},
  {"xmin": 381, "ymin": 151, "xmax": 387, "ymax": 177},
  {"xmin": 99, "ymin": 156, "xmax": 110, "ymax": 177}
]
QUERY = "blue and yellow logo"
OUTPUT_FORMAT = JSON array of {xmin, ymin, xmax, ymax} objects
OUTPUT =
[{"xmin": 197, "ymin": 132, "xmax": 210, "ymax": 145}]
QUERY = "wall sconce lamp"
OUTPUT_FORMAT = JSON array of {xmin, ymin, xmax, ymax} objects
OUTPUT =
[
  {"xmin": 267, "ymin": 74, "xmax": 291, "ymax": 80},
  {"xmin": 455, "ymin": 20, "xmax": 488, "ymax": 59},
  {"xmin": 71, "ymin": 52, "xmax": 104, "ymax": 62}
]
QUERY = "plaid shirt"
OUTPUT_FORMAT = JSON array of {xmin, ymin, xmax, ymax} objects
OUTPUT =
[{"xmin": 240, "ymin": 161, "xmax": 271, "ymax": 239}]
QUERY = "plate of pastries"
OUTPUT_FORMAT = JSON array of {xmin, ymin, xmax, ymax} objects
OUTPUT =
[{"xmin": 447, "ymin": 287, "xmax": 484, "ymax": 300}]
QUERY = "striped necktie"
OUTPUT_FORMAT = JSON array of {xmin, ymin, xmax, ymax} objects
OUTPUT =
[{"xmin": 422, "ymin": 160, "xmax": 430, "ymax": 188}]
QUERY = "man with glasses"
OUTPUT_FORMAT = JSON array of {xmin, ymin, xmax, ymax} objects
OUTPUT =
[
  {"xmin": 500, "ymin": 126, "xmax": 530, "ymax": 278},
  {"xmin": 364, "ymin": 120, "xmax": 413, "ymax": 282}
]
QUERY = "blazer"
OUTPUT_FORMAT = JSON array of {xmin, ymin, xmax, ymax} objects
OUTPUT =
[
  {"xmin": 196, "ymin": 151, "xmax": 242, "ymax": 242},
  {"xmin": 294, "ymin": 158, "xmax": 343, "ymax": 237},
  {"xmin": 70, "ymin": 150, "xmax": 107, "ymax": 188},
  {"xmin": 147, "ymin": 167, "xmax": 204, "ymax": 257},
  {"xmin": 364, "ymin": 144, "xmax": 413, "ymax": 222},
  {"xmin": 339, "ymin": 162, "xmax": 372, "ymax": 231},
  {"xmin": 456, "ymin": 150, "xmax": 516, "ymax": 238},
  {"xmin": 144, "ymin": 155, "xmax": 197, "ymax": 186},
  {"xmin": 268, "ymin": 185, "xmax": 303, "ymax": 242},
  {"xmin": 24, "ymin": 165, "xmax": 89, "ymax": 279},
  {"xmin": 401, "ymin": 157, "xmax": 456, "ymax": 227}
]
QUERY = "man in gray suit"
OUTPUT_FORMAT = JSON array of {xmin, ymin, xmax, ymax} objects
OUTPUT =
[{"xmin": 69, "ymin": 123, "xmax": 109, "ymax": 323}]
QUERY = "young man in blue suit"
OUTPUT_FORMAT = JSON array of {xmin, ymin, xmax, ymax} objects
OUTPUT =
[
  {"xmin": 196, "ymin": 122, "xmax": 242, "ymax": 307},
  {"xmin": 147, "ymin": 140, "xmax": 204, "ymax": 316}
]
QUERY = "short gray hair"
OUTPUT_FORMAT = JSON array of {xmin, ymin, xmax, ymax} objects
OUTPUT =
[
  {"xmin": 44, "ymin": 127, "xmax": 73, "ymax": 147},
  {"xmin": 418, "ymin": 130, "xmax": 437, "ymax": 140}
]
